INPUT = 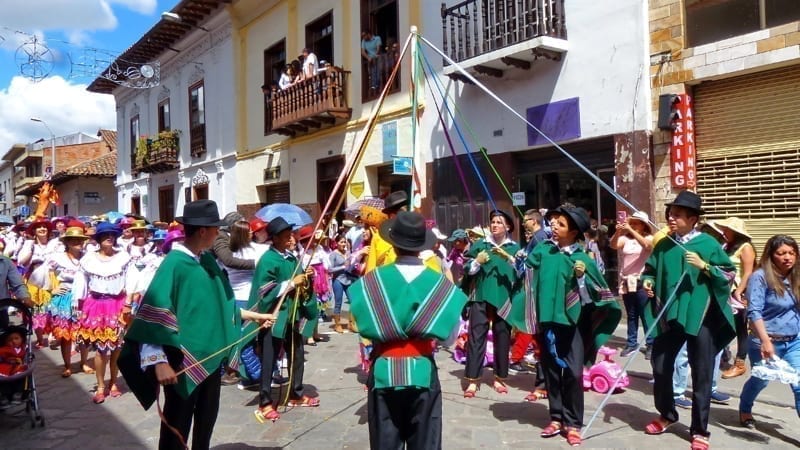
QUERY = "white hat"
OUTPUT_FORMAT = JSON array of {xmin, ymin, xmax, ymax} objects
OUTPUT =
[
  {"xmin": 629, "ymin": 211, "xmax": 654, "ymax": 230},
  {"xmin": 342, "ymin": 219, "xmax": 356, "ymax": 227},
  {"xmin": 431, "ymin": 227, "xmax": 447, "ymax": 241}
]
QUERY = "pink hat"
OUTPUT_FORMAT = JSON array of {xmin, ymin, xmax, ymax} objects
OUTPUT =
[{"xmin": 162, "ymin": 229, "xmax": 185, "ymax": 253}]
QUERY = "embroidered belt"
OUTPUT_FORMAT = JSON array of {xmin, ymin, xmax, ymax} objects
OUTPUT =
[
  {"xmin": 374, "ymin": 339, "xmax": 434, "ymax": 358},
  {"xmin": 768, "ymin": 334, "xmax": 797, "ymax": 343},
  {"xmin": 90, "ymin": 291, "xmax": 123, "ymax": 299}
]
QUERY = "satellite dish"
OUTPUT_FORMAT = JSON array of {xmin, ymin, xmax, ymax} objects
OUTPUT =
[{"xmin": 140, "ymin": 64, "xmax": 155, "ymax": 78}]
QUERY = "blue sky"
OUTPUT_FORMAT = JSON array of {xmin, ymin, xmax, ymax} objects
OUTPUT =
[{"xmin": 0, "ymin": 0, "xmax": 177, "ymax": 154}]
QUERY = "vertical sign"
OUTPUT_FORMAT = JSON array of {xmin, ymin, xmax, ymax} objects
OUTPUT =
[
  {"xmin": 382, "ymin": 121, "xmax": 397, "ymax": 161},
  {"xmin": 670, "ymin": 94, "xmax": 696, "ymax": 188}
]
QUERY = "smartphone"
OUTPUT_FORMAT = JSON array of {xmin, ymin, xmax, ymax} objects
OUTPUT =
[{"xmin": 617, "ymin": 210, "xmax": 628, "ymax": 223}]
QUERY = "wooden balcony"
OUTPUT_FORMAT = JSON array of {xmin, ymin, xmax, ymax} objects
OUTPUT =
[
  {"xmin": 134, "ymin": 136, "xmax": 180, "ymax": 174},
  {"xmin": 270, "ymin": 66, "xmax": 352, "ymax": 137},
  {"xmin": 441, "ymin": 0, "xmax": 568, "ymax": 80}
]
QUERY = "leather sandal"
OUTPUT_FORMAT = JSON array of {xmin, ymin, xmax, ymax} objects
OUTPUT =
[
  {"xmin": 739, "ymin": 413, "xmax": 756, "ymax": 429},
  {"xmin": 541, "ymin": 421, "xmax": 563, "ymax": 438},
  {"xmin": 644, "ymin": 416, "xmax": 675, "ymax": 435},
  {"xmin": 254, "ymin": 404, "xmax": 280, "ymax": 423},
  {"xmin": 565, "ymin": 427, "xmax": 582, "ymax": 446},
  {"xmin": 463, "ymin": 383, "xmax": 479, "ymax": 398},
  {"xmin": 524, "ymin": 388, "xmax": 548, "ymax": 402},
  {"xmin": 493, "ymin": 379, "xmax": 508, "ymax": 394},
  {"xmin": 690, "ymin": 434, "xmax": 710, "ymax": 450},
  {"xmin": 287, "ymin": 395, "xmax": 320, "ymax": 407}
]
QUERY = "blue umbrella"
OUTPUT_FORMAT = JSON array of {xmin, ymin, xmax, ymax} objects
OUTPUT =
[
  {"xmin": 104, "ymin": 211, "xmax": 125, "ymax": 223},
  {"xmin": 254, "ymin": 203, "xmax": 313, "ymax": 229}
]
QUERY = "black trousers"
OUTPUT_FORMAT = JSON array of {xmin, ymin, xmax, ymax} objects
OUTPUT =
[
  {"xmin": 367, "ymin": 361, "xmax": 442, "ymax": 450},
  {"xmin": 464, "ymin": 302, "xmax": 510, "ymax": 380},
  {"xmin": 258, "ymin": 326, "xmax": 305, "ymax": 407},
  {"xmin": 538, "ymin": 311, "xmax": 591, "ymax": 428},
  {"xmin": 160, "ymin": 369, "xmax": 221, "ymax": 450},
  {"xmin": 732, "ymin": 310, "xmax": 748, "ymax": 360},
  {"xmin": 651, "ymin": 320, "xmax": 717, "ymax": 437}
]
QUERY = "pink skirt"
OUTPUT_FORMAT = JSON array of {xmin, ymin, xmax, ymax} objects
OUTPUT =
[{"xmin": 77, "ymin": 292, "xmax": 126, "ymax": 352}]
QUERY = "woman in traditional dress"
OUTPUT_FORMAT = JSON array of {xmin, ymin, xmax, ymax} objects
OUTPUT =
[
  {"xmin": 74, "ymin": 222, "xmax": 132, "ymax": 403},
  {"xmin": 45, "ymin": 226, "xmax": 93, "ymax": 377},
  {"xmin": 17, "ymin": 218, "xmax": 58, "ymax": 348},
  {"xmin": 462, "ymin": 210, "xmax": 521, "ymax": 397}
]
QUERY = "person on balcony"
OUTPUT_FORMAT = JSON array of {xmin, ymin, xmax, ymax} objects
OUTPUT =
[
  {"xmin": 361, "ymin": 30, "xmax": 383, "ymax": 91},
  {"xmin": 300, "ymin": 47, "xmax": 318, "ymax": 81},
  {"xmin": 278, "ymin": 64, "xmax": 298, "ymax": 90}
]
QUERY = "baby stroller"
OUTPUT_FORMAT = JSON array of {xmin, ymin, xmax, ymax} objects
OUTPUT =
[{"xmin": 0, "ymin": 298, "xmax": 44, "ymax": 427}]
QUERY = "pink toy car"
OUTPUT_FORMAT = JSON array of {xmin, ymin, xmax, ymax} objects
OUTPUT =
[{"xmin": 583, "ymin": 346, "xmax": 630, "ymax": 394}]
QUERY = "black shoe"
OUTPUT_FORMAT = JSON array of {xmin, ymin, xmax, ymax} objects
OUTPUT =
[
  {"xmin": 509, "ymin": 362, "xmax": 531, "ymax": 374},
  {"xmin": 620, "ymin": 346, "xmax": 637, "ymax": 357}
]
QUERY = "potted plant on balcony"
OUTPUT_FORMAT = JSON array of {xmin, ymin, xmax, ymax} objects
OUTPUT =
[
  {"xmin": 153, "ymin": 129, "xmax": 180, "ymax": 158},
  {"xmin": 135, "ymin": 136, "xmax": 149, "ymax": 168}
]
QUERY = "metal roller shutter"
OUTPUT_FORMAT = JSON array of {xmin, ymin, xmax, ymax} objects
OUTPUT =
[{"xmin": 694, "ymin": 64, "xmax": 800, "ymax": 251}]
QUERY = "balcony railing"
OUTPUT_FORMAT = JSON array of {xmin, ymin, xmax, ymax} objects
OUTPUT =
[
  {"xmin": 134, "ymin": 134, "xmax": 180, "ymax": 174},
  {"xmin": 441, "ymin": 0, "xmax": 567, "ymax": 77},
  {"xmin": 270, "ymin": 66, "xmax": 352, "ymax": 137}
]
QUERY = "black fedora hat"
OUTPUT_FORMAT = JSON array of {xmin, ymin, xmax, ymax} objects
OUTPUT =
[
  {"xmin": 665, "ymin": 190, "xmax": 705, "ymax": 215},
  {"xmin": 175, "ymin": 200, "xmax": 227, "ymax": 227},
  {"xmin": 379, "ymin": 211, "xmax": 436, "ymax": 252},
  {"xmin": 266, "ymin": 216, "xmax": 294, "ymax": 237},
  {"xmin": 546, "ymin": 206, "xmax": 591, "ymax": 234},
  {"xmin": 489, "ymin": 209, "xmax": 515, "ymax": 233},
  {"xmin": 382, "ymin": 190, "xmax": 408, "ymax": 213}
]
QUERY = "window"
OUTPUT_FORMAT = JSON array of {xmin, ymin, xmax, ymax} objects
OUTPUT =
[
  {"xmin": 130, "ymin": 196, "xmax": 141, "ymax": 216},
  {"xmin": 158, "ymin": 99, "xmax": 171, "ymax": 132},
  {"xmin": 263, "ymin": 40, "xmax": 286, "ymax": 135},
  {"xmin": 194, "ymin": 185, "xmax": 209, "ymax": 200},
  {"xmin": 360, "ymin": 0, "xmax": 400, "ymax": 102},
  {"xmin": 130, "ymin": 115, "xmax": 140, "ymax": 168},
  {"xmin": 159, "ymin": 185, "xmax": 175, "ymax": 222},
  {"xmin": 189, "ymin": 81, "xmax": 206, "ymax": 157},
  {"xmin": 305, "ymin": 11, "xmax": 334, "ymax": 65},
  {"xmin": 686, "ymin": 0, "xmax": 800, "ymax": 47},
  {"xmin": 317, "ymin": 156, "xmax": 344, "ymax": 210}
]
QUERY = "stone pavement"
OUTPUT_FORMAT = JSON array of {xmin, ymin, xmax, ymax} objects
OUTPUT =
[{"xmin": 2, "ymin": 320, "xmax": 799, "ymax": 449}]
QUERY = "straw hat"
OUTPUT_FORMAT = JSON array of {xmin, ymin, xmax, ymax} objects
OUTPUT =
[
  {"xmin": 629, "ymin": 211, "xmax": 654, "ymax": 231},
  {"xmin": 711, "ymin": 217, "xmax": 751, "ymax": 239},
  {"xmin": 128, "ymin": 219, "xmax": 148, "ymax": 231},
  {"xmin": 60, "ymin": 227, "xmax": 89, "ymax": 241}
]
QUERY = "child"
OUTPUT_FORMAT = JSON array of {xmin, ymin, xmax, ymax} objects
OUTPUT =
[
  {"xmin": 511, "ymin": 205, "xmax": 620, "ymax": 446},
  {"xmin": 0, "ymin": 329, "xmax": 27, "ymax": 407}
]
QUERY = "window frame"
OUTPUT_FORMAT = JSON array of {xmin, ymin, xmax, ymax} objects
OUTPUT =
[{"xmin": 188, "ymin": 81, "xmax": 206, "ymax": 157}]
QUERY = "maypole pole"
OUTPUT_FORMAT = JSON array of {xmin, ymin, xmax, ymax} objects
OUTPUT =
[{"xmin": 409, "ymin": 25, "xmax": 421, "ymax": 211}]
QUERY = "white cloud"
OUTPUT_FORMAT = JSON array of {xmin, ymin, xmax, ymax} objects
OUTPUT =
[
  {"xmin": 0, "ymin": 76, "xmax": 116, "ymax": 154},
  {"xmin": 0, "ymin": 0, "xmax": 158, "ymax": 33}
]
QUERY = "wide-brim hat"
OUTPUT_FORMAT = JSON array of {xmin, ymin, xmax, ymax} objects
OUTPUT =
[
  {"xmin": 94, "ymin": 222, "xmax": 122, "ymax": 239},
  {"xmin": 379, "ymin": 211, "xmax": 436, "ymax": 252},
  {"xmin": 711, "ymin": 217, "xmax": 751, "ymax": 239},
  {"xmin": 629, "ymin": 211, "xmax": 654, "ymax": 231},
  {"xmin": 546, "ymin": 206, "xmax": 591, "ymax": 234},
  {"xmin": 162, "ymin": 229, "xmax": 185, "ymax": 253},
  {"xmin": 665, "ymin": 190, "xmax": 705, "ymax": 215},
  {"xmin": 266, "ymin": 217, "xmax": 293, "ymax": 237},
  {"xmin": 296, "ymin": 224, "xmax": 315, "ymax": 241},
  {"xmin": 466, "ymin": 226, "xmax": 486, "ymax": 238},
  {"xmin": 152, "ymin": 229, "xmax": 168, "ymax": 241},
  {"xmin": 382, "ymin": 190, "xmax": 408, "ymax": 213},
  {"xmin": 60, "ymin": 226, "xmax": 89, "ymax": 241},
  {"xmin": 26, "ymin": 218, "xmax": 52, "ymax": 234},
  {"xmin": 489, "ymin": 209, "xmax": 514, "ymax": 233},
  {"xmin": 128, "ymin": 219, "xmax": 148, "ymax": 231},
  {"xmin": 249, "ymin": 217, "xmax": 267, "ymax": 233},
  {"xmin": 447, "ymin": 228, "xmax": 468, "ymax": 242},
  {"xmin": 175, "ymin": 200, "xmax": 227, "ymax": 227}
]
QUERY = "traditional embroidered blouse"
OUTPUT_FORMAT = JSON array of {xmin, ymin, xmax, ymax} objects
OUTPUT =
[{"xmin": 73, "ymin": 250, "xmax": 132, "ymax": 298}]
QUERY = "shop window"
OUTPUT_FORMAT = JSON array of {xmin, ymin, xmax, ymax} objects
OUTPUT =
[
  {"xmin": 686, "ymin": 0, "xmax": 800, "ymax": 48},
  {"xmin": 360, "ymin": 0, "xmax": 400, "ymax": 102},
  {"xmin": 263, "ymin": 40, "xmax": 286, "ymax": 135},
  {"xmin": 189, "ymin": 81, "xmax": 206, "ymax": 157},
  {"xmin": 158, "ymin": 99, "xmax": 171, "ymax": 132}
]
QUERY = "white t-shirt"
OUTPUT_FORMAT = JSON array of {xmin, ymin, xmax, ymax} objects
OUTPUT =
[{"xmin": 303, "ymin": 52, "xmax": 318, "ymax": 78}]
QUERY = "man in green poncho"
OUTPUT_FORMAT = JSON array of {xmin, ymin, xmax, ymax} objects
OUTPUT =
[
  {"xmin": 349, "ymin": 211, "xmax": 468, "ymax": 449},
  {"xmin": 120, "ymin": 200, "xmax": 273, "ymax": 450},
  {"xmin": 641, "ymin": 191, "xmax": 734, "ymax": 450},
  {"xmin": 247, "ymin": 216, "xmax": 319, "ymax": 423},
  {"xmin": 510, "ymin": 205, "xmax": 620, "ymax": 446}
]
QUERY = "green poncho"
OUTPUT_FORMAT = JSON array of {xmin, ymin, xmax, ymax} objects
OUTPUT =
[
  {"xmin": 462, "ymin": 237, "xmax": 521, "ymax": 320},
  {"xmin": 121, "ymin": 250, "xmax": 238, "ymax": 408}
]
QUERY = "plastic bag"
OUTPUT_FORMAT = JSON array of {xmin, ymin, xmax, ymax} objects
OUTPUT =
[{"xmin": 751, "ymin": 356, "xmax": 800, "ymax": 386}]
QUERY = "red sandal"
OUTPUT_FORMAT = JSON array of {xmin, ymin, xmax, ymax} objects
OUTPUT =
[
  {"xmin": 254, "ymin": 404, "xmax": 280, "ymax": 423},
  {"xmin": 565, "ymin": 427, "xmax": 582, "ymax": 446},
  {"xmin": 690, "ymin": 434, "xmax": 710, "ymax": 450},
  {"xmin": 541, "ymin": 421, "xmax": 562, "ymax": 438},
  {"xmin": 524, "ymin": 388, "xmax": 548, "ymax": 402},
  {"xmin": 644, "ymin": 416, "xmax": 675, "ymax": 435},
  {"xmin": 463, "ymin": 383, "xmax": 479, "ymax": 398},
  {"xmin": 287, "ymin": 395, "xmax": 320, "ymax": 407},
  {"xmin": 493, "ymin": 379, "xmax": 508, "ymax": 394}
]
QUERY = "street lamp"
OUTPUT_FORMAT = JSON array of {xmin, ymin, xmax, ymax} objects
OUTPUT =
[
  {"xmin": 30, "ymin": 117, "xmax": 55, "ymax": 180},
  {"xmin": 161, "ymin": 11, "xmax": 210, "ymax": 32}
]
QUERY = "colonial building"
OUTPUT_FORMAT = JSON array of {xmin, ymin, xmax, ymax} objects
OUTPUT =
[
  {"xmin": 648, "ymin": 0, "xmax": 800, "ymax": 250},
  {"xmin": 87, "ymin": 0, "xmax": 236, "ymax": 221}
]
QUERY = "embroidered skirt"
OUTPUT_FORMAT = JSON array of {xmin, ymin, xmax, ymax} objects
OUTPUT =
[
  {"xmin": 46, "ymin": 292, "xmax": 79, "ymax": 341},
  {"xmin": 77, "ymin": 292, "xmax": 126, "ymax": 352}
]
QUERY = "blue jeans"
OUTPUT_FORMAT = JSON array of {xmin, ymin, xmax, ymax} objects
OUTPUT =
[
  {"xmin": 622, "ymin": 289, "xmax": 654, "ymax": 348},
  {"xmin": 332, "ymin": 279, "xmax": 347, "ymax": 315},
  {"xmin": 739, "ymin": 336, "xmax": 800, "ymax": 415},
  {"xmin": 673, "ymin": 343, "xmax": 722, "ymax": 396}
]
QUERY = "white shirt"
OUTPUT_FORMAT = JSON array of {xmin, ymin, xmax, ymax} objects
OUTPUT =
[{"xmin": 303, "ymin": 52, "xmax": 318, "ymax": 78}]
